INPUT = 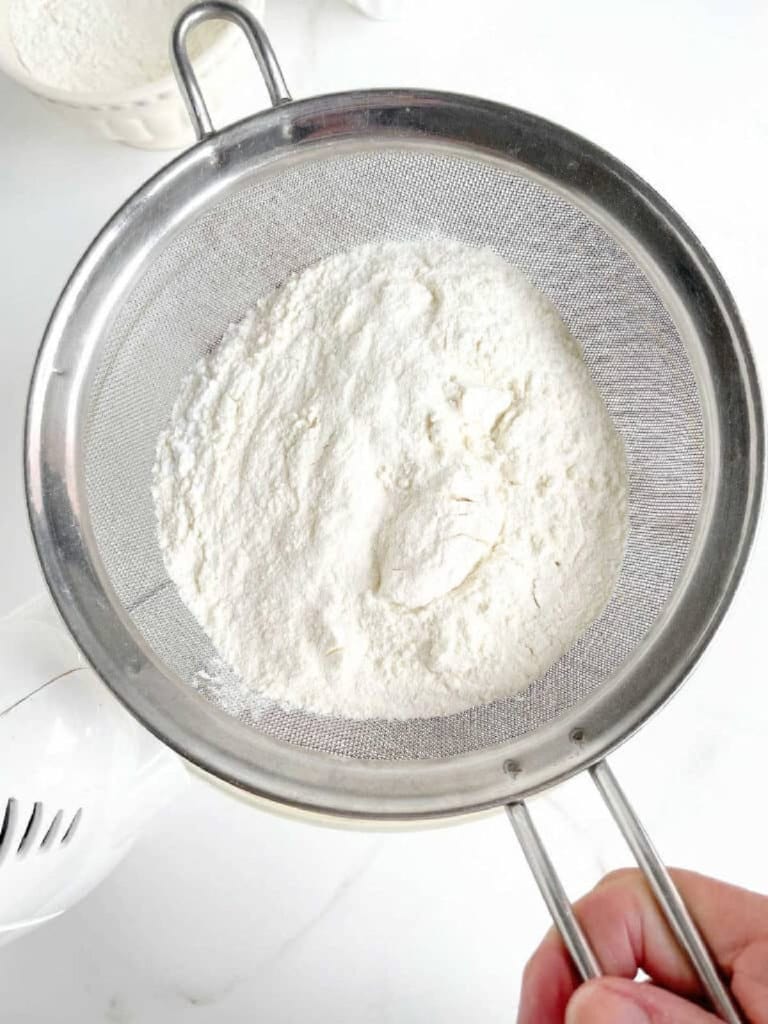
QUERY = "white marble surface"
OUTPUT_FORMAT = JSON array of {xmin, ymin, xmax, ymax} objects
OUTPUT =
[{"xmin": 1, "ymin": 0, "xmax": 767, "ymax": 1020}]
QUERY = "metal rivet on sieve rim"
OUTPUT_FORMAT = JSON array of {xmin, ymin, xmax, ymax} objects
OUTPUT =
[
  {"xmin": 569, "ymin": 728, "xmax": 585, "ymax": 745},
  {"xmin": 503, "ymin": 759, "xmax": 521, "ymax": 778}
]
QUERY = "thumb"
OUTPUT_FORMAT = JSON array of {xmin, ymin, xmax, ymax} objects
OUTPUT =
[{"xmin": 566, "ymin": 978, "xmax": 724, "ymax": 1024}]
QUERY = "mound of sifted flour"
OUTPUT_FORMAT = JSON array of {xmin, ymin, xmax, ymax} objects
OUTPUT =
[{"xmin": 153, "ymin": 240, "xmax": 628, "ymax": 719}]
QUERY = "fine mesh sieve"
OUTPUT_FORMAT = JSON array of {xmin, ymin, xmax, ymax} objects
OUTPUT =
[
  {"xmin": 24, "ymin": 3, "xmax": 762, "ymax": 1019},
  {"xmin": 86, "ymin": 144, "xmax": 703, "ymax": 763}
]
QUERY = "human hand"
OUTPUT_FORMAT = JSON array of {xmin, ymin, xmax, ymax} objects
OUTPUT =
[{"xmin": 517, "ymin": 868, "xmax": 768, "ymax": 1023}]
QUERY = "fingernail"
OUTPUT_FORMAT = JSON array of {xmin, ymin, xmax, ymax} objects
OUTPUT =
[{"xmin": 566, "ymin": 982, "xmax": 651, "ymax": 1024}]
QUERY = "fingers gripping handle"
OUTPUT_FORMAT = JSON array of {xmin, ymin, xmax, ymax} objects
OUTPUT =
[
  {"xmin": 508, "ymin": 761, "xmax": 744, "ymax": 1022},
  {"xmin": 171, "ymin": 0, "xmax": 291, "ymax": 141}
]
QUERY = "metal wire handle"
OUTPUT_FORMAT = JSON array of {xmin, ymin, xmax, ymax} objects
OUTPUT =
[
  {"xmin": 508, "ymin": 760, "xmax": 743, "ymax": 1022},
  {"xmin": 171, "ymin": 0, "xmax": 291, "ymax": 141}
]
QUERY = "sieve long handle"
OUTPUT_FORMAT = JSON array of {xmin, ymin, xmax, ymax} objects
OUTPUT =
[
  {"xmin": 508, "ymin": 760, "xmax": 744, "ymax": 1022},
  {"xmin": 590, "ymin": 761, "xmax": 743, "ymax": 1022},
  {"xmin": 506, "ymin": 801, "xmax": 601, "ymax": 980},
  {"xmin": 171, "ymin": 1, "xmax": 291, "ymax": 141}
]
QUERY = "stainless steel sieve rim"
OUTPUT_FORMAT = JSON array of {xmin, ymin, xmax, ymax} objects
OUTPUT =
[{"xmin": 25, "ymin": 81, "xmax": 763, "ymax": 817}]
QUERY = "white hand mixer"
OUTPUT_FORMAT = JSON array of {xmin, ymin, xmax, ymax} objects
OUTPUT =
[{"xmin": 0, "ymin": 593, "xmax": 185, "ymax": 947}]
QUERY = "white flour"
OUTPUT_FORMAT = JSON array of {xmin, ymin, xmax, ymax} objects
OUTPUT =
[
  {"xmin": 153, "ymin": 240, "xmax": 628, "ymax": 719},
  {"xmin": 9, "ymin": 0, "xmax": 223, "ymax": 93}
]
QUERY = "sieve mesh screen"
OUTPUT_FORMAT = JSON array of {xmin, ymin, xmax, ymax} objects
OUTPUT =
[{"xmin": 83, "ymin": 147, "xmax": 704, "ymax": 760}]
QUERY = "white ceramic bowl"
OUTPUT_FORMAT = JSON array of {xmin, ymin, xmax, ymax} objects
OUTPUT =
[{"xmin": 0, "ymin": 0, "xmax": 265, "ymax": 149}]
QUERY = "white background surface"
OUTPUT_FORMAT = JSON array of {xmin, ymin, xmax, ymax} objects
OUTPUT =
[{"xmin": 1, "ymin": 0, "xmax": 767, "ymax": 1020}]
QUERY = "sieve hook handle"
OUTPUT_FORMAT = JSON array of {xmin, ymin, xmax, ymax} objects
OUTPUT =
[
  {"xmin": 171, "ymin": 0, "xmax": 291, "ymax": 141},
  {"xmin": 508, "ymin": 760, "xmax": 744, "ymax": 1023}
]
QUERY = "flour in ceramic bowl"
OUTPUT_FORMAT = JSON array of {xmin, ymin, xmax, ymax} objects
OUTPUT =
[
  {"xmin": 152, "ymin": 239, "xmax": 628, "ymax": 720},
  {"xmin": 9, "ymin": 0, "xmax": 224, "ymax": 93}
]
